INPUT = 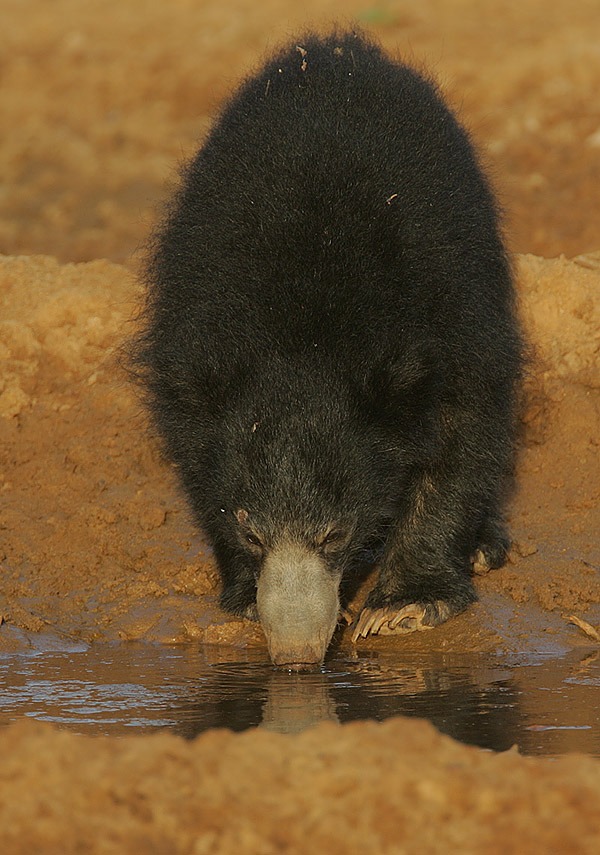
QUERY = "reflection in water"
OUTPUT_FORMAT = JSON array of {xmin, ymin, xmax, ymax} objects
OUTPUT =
[
  {"xmin": 260, "ymin": 671, "xmax": 340, "ymax": 733},
  {"xmin": 0, "ymin": 635, "xmax": 598, "ymax": 757},
  {"xmin": 179, "ymin": 657, "xmax": 521, "ymax": 751}
]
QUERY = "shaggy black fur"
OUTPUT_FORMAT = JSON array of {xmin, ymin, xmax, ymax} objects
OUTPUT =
[{"xmin": 132, "ymin": 30, "xmax": 524, "ymax": 631}]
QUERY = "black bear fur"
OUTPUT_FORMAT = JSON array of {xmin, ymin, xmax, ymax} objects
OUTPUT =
[{"xmin": 131, "ymin": 29, "xmax": 524, "ymax": 641}]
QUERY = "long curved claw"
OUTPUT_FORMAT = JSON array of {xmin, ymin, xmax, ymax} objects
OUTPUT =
[
  {"xmin": 351, "ymin": 606, "xmax": 401, "ymax": 641},
  {"xmin": 471, "ymin": 548, "xmax": 491, "ymax": 576},
  {"xmin": 352, "ymin": 602, "xmax": 442, "ymax": 641},
  {"xmin": 387, "ymin": 602, "xmax": 430, "ymax": 632}
]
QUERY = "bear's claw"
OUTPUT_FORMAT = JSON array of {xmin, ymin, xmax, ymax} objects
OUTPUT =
[
  {"xmin": 471, "ymin": 548, "xmax": 492, "ymax": 576},
  {"xmin": 351, "ymin": 601, "xmax": 451, "ymax": 642}
]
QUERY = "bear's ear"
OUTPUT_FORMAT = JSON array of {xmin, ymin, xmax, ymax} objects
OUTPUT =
[{"xmin": 359, "ymin": 349, "xmax": 437, "ymax": 420}]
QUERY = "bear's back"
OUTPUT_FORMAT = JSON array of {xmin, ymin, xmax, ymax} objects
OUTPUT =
[{"xmin": 146, "ymin": 31, "xmax": 513, "ymax": 389}]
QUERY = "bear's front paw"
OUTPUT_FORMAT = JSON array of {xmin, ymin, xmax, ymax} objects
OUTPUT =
[{"xmin": 351, "ymin": 600, "xmax": 452, "ymax": 641}]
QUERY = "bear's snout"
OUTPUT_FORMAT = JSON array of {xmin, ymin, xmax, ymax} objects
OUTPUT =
[{"xmin": 256, "ymin": 541, "xmax": 341, "ymax": 669}]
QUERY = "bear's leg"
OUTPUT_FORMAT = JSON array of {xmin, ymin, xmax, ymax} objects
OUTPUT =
[
  {"xmin": 352, "ymin": 467, "xmax": 491, "ymax": 640},
  {"xmin": 213, "ymin": 540, "xmax": 259, "ymax": 619}
]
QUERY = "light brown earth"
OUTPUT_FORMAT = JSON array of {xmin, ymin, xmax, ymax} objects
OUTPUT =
[{"xmin": 0, "ymin": 0, "xmax": 599, "ymax": 852}]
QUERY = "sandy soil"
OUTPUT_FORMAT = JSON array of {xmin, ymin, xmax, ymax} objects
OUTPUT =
[
  {"xmin": 1, "ymin": 0, "xmax": 600, "ymax": 851},
  {"xmin": 2, "ymin": 717, "xmax": 600, "ymax": 854}
]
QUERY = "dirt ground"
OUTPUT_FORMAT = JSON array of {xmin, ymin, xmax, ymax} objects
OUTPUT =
[{"xmin": 1, "ymin": 0, "xmax": 600, "ymax": 852}]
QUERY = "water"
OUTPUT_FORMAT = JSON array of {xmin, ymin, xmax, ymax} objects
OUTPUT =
[{"xmin": 0, "ymin": 632, "xmax": 598, "ymax": 756}]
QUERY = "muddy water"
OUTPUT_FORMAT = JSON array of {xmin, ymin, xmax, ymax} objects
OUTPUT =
[{"xmin": 1, "ymin": 631, "xmax": 598, "ymax": 757}]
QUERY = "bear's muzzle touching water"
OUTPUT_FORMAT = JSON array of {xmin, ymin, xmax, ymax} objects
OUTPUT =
[{"xmin": 131, "ymin": 29, "xmax": 524, "ymax": 669}]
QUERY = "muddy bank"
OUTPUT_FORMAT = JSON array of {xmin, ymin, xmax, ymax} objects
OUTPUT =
[{"xmin": 0, "ymin": 251, "xmax": 598, "ymax": 655}]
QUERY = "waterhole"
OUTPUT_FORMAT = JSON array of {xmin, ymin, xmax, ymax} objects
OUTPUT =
[{"xmin": 0, "ymin": 631, "xmax": 598, "ymax": 756}]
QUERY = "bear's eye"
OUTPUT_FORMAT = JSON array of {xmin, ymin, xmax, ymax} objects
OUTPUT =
[
  {"xmin": 319, "ymin": 529, "xmax": 345, "ymax": 549},
  {"xmin": 245, "ymin": 532, "xmax": 263, "ymax": 548}
]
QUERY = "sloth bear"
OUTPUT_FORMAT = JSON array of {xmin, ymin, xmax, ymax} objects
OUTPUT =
[{"xmin": 132, "ymin": 30, "xmax": 523, "ymax": 669}]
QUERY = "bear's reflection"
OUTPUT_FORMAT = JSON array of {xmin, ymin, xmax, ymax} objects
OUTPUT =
[{"xmin": 172, "ymin": 653, "xmax": 522, "ymax": 752}]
